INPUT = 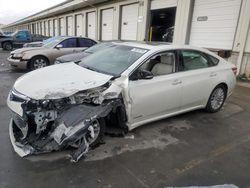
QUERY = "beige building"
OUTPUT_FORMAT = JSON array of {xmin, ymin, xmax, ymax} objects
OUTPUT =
[{"xmin": 2, "ymin": 0, "xmax": 250, "ymax": 76}]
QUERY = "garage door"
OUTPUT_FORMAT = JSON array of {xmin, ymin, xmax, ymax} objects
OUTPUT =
[
  {"xmin": 87, "ymin": 12, "xmax": 96, "ymax": 39},
  {"xmin": 40, "ymin": 22, "xmax": 43, "ymax": 35},
  {"xmin": 67, "ymin": 16, "xmax": 73, "ymax": 36},
  {"xmin": 189, "ymin": 0, "xmax": 241, "ymax": 50},
  {"xmin": 121, "ymin": 3, "xmax": 139, "ymax": 40},
  {"xmin": 151, "ymin": 0, "xmax": 177, "ymax": 10},
  {"xmin": 101, "ymin": 8, "xmax": 114, "ymax": 40},
  {"xmin": 54, "ymin": 19, "xmax": 59, "ymax": 36},
  {"xmin": 76, "ymin": 14, "xmax": 83, "ymax": 36},
  {"xmin": 41, "ymin": 22, "xmax": 44, "ymax": 35},
  {"xmin": 49, "ymin": 20, "xmax": 53, "ymax": 36},
  {"xmin": 59, "ymin": 18, "xmax": 66, "ymax": 36},
  {"xmin": 45, "ymin": 21, "xmax": 49, "ymax": 36},
  {"xmin": 36, "ymin": 23, "xmax": 39, "ymax": 34}
]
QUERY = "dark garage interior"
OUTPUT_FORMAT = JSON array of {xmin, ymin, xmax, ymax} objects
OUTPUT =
[{"xmin": 149, "ymin": 7, "xmax": 176, "ymax": 42}]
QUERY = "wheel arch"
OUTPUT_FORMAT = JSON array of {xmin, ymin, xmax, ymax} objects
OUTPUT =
[
  {"xmin": 2, "ymin": 40, "xmax": 13, "ymax": 49},
  {"xmin": 27, "ymin": 55, "xmax": 50, "ymax": 69},
  {"xmin": 215, "ymin": 82, "xmax": 228, "ymax": 96}
]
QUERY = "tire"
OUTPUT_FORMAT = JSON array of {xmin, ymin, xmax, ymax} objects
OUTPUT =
[
  {"xmin": 87, "ymin": 118, "xmax": 106, "ymax": 147},
  {"xmin": 72, "ymin": 118, "xmax": 106, "ymax": 149},
  {"xmin": 2, "ymin": 42, "xmax": 13, "ymax": 51},
  {"xmin": 29, "ymin": 56, "xmax": 49, "ymax": 70},
  {"xmin": 205, "ymin": 85, "xmax": 227, "ymax": 113}
]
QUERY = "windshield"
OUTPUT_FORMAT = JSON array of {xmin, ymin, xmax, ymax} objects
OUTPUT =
[
  {"xmin": 79, "ymin": 44, "xmax": 148, "ymax": 76},
  {"xmin": 11, "ymin": 31, "xmax": 18, "ymax": 36},
  {"xmin": 43, "ymin": 37, "xmax": 63, "ymax": 48},
  {"xmin": 85, "ymin": 42, "xmax": 114, "ymax": 54}
]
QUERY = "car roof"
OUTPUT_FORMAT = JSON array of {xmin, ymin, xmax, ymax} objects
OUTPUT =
[{"xmin": 111, "ymin": 41, "xmax": 216, "ymax": 56}]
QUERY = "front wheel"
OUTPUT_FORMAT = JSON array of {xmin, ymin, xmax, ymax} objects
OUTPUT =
[
  {"xmin": 205, "ymin": 85, "xmax": 227, "ymax": 113},
  {"xmin": 2, "ymin": 42, "xmax": 13, "ymax": 51},
  {"xmin": 71, "ymin": 118, "xmax": 105, "ymax": 149},
  {"xmin": 29, "ymin": 56, "xmax": 49, "ymax": 70}
]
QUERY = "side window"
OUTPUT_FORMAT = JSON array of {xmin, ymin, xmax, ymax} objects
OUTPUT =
[
  {"xmin": 60, "ymin": 38, "xmax": 77, "ymax": 48},
  {"xmin": 130, "ymin": 52, "xmax": 175, "ymax": 80},
  {"xmin": 78, "ymin": 38, "xmax": 96, "ymax": 47},
  {"xmin": 180, "ymin": 50, "xmax": 210, "ymax": 71},
  {"xmin": 15, "ymin": 31, "xmax": 27, "ymax": 39}
]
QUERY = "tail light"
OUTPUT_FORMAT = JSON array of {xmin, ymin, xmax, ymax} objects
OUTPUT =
[{"xmin": 232, "ymin": 67, "xmax": 237, "ymax": 75}]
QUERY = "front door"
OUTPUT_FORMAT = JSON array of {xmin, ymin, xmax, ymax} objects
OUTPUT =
[
  {"xmin": 50, "ymin": 38, "xmax": 78, "ymax": 62},
  {"xmin": 128, "ymin": 51, "xmax": 182, "ymax": 124}
]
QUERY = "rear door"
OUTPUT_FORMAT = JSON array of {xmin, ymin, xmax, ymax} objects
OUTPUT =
[{"xmin": 177, "ymin": 50, "xmax": 218, "ymax": 109}]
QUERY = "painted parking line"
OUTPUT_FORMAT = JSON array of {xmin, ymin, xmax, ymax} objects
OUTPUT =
[{"xmin": 175, "ymin": 134, "xmax": 250, "ymax": 175}]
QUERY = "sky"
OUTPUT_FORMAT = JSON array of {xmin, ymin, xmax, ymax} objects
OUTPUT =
[{"xmin": 0, "ymin": 0, "xmax": 65, "ymax": 25}]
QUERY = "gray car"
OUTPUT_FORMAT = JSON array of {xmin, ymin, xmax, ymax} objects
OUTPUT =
[
  {"xmin": 54, "ymin": 42, "xmax": 115, "ymax": 64},
  {"xmin": 8, "ymin": 36, "xmax": 97, "ymax": 70}
]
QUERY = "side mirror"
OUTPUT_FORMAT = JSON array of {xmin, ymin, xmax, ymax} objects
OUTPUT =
[
  {"xmin": 137, "ymin": 69, "xmax": 154, "ymax": 80},
  {"xmin": 130, "ymin": 69, "xmax": 154, "ymax": 81},
  {"xmin": 55, "ymin": 44, "xmax": 63, "ymax": 49}
]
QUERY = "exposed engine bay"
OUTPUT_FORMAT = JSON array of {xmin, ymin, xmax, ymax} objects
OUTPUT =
[{"xmin": 8, "ymin": 81, "xmax": 128, "ymax": 162}]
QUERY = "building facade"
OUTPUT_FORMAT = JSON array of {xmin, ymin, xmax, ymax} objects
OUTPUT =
[{"xmin": 2, "ymin": 0, "xmax": 250, "ymax": 76}]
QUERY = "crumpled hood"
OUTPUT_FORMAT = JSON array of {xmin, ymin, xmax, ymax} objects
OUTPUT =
[
  {"xmin": 11, "ymin": 47, "xmax": 44, "ymax": 54},
  {"xmin": 14, "ymin": 63, "xmax": 113, "ymax": 100}
]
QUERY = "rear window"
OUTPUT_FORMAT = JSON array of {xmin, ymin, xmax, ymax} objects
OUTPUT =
[
  {"xmin": 60, "ymin": 38, "xmax": 77, "ymax": 48},
  {"xmin": 78, "ymin": 38, "xmax": 96, "ymax": 47},
  {"xmin": 207, "ymin": 54, "xmax": 219, "ymax": 65}
]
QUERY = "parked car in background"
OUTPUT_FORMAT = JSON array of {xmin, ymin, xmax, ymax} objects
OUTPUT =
[
  {"xmin": 23, "ymin": 37, "xmax": 60, "ymax": 48},
  {"xmin": 3, "ymin": 31, "xmax": 14, "ymax": 36},
  {"xmin": 7, "ymin": 42, "xmax": 236, "ymax": 162},
  {"xmin": 8, "ymin": 36, "xmax": 97, "ymax": 70},
  {"xmin": 162, "ymin": 26, "xmax": 174, "ymax": 43},
  {"xmin": 54, "ymin": 42, "xmax": 114, "ymax": 64},
  {"xmin": 0, "ymin": 30, "xmax": 48, "ymax": 51}
]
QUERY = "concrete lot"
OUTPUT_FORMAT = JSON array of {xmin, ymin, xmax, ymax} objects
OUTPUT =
[{"xmin": 0, "ymin": 49, "xmax": 250, "ymax": 188}]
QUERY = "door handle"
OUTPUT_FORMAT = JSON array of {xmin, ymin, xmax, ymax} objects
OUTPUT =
[
  {"xmin": 210, "ymin": 72, "xmax": 217, "ymax": 77},
  {"xmin": 172, "ymin": 79, "xmax": 182, "ymax": 85}
]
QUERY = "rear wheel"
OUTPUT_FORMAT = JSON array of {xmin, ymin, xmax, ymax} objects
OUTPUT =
[
  {"xmin": 29, "ymin": 56, "xmax": 49, "ymax": 70},
  {"xmin": 205, "ymin": 85, "xmax": 227, "ymax": 113},
  {"xmin": 2, "ymin": 42, "xmax": 13, "ymax": 51}
]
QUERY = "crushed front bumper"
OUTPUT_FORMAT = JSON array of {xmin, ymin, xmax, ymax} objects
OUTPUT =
[{"xmin": 9, "ymin": 118, "xmax": 34, "ymax": 157}]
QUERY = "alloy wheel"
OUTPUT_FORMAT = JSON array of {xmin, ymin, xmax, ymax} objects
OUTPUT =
[
  {"xmin": 210, "ymin": 87, "xmax": 225, "ymax": 110},
  {"xmin": 33, "ymin": 58, "xmax": 47, "ymax": 69}
]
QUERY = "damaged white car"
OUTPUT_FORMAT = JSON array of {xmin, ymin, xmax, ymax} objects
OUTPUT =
[{"xmin": 7, "ymin": 42, "xmax": 236, "ymax": 162}]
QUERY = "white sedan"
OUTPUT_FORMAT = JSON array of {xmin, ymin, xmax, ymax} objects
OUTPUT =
[{"xmin": 7, "ymin": 42, "xmax": 236, "ymax": 162}]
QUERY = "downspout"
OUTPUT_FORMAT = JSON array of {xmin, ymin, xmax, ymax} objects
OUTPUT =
[{"xmin": 236, "ymin": 1, "xmax": 250, "ymax": 75}]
